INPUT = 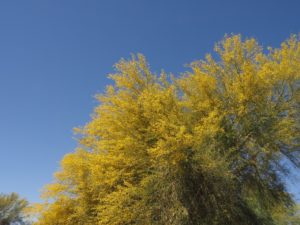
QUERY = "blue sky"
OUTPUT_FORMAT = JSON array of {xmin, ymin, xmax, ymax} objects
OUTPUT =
[{"xmin": 0, "ymin": 0, "xmax": 299, "ymax": 203}]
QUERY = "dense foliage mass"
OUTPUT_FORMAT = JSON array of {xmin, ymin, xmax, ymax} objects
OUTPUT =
[
  {"xmin": 0, "ymin": 193, "xmax": 28, "ymax": 225},
  {"xmin": 34, "ymin": 35, "xmax": 300, "ymax": 225}
]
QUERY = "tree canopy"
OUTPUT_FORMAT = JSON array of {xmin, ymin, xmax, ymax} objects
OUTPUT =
[
  {"xmin": 34, "ymin": 35, "xmax": 300, "ymax": 225},
  {"xmin": 0, "ymin": 192, "xmax": 28, "ymax": 225}
]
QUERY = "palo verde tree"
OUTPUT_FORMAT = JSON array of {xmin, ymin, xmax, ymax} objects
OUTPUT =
[{"xmin": 34, "ymin": 35, "xmax": 300, "ymax": 225}]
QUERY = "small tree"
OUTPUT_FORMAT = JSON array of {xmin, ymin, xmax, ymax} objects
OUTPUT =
[{"xmin": 0, "ymin": 193, "xmax": 28, "ymax": 225}]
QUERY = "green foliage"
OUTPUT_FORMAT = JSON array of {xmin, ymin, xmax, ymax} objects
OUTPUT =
[
  {"xmin": 0, "ymin": 192, "xmax": 28, "ymax": 225},
  {"xmin": 35, "ymin": 35, "xmax": 300, "ymax": 225},
  {"xmin": 272, "ymin": 204, "xmax": 300, "ymax": 225}
]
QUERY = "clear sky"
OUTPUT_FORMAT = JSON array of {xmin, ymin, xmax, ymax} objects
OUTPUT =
[{"xmin": 0, "ymin": 0, "xmax": 299, "ymax": 203}]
